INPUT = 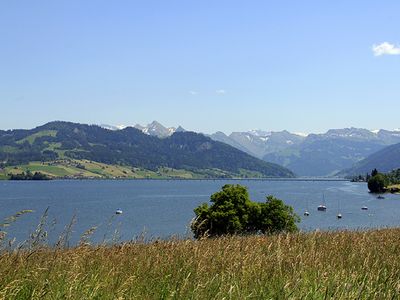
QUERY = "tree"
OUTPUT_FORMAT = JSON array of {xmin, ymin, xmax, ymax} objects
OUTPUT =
[
  {"xmin": 371, "ymin": 168, "xmax": 378, "ymax": 177},
  {"xmin": 255, "ymin": 195, "xmax": 299, "ymax": 234},
  {"xmin": 32, "ymin": 172, "xmax": 51, "ymax": 180},
  {"xmin": 368, "ymin": 173, "xmax": 387, "ymax": 193},
  {"xmin": 191, "ymin": 184, "xmax": 299, "ymax": 239},
  {"xmin": 9, "ymin": 171, "xmax": 50, "ymax": 181}
]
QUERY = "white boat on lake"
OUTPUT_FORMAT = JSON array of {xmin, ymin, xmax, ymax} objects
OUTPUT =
[{"xmin": 317, "ymin": 194, "xmax": 327, "ymax": 211}]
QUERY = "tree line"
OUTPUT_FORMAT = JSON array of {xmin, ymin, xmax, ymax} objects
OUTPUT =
[{"xmin": 367, "ymin": 168, "xmax": 400, "ymax": 193}]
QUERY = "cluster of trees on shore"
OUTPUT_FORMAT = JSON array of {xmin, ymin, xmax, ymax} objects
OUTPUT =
[
  {"xmin": 367, "ymin": 168, "xmax": 400, "ymax": 193},
  {"xmin": 9, "ymin": 170, "xmax": 51, "ymax": 181}
]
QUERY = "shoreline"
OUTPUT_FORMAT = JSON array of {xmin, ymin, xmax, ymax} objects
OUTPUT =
[{"xmin": 1, "ymin": 177, "xmax": 350, "ymax": 182}]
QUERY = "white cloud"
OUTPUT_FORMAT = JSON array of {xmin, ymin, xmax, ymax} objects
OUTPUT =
[
  {"xmin": 372, "ymin": 42, "xmax": 400, "ymax": 56},
  {"xmin": 189, "ymin": 91, "xmax": 197, "ymax": 95},
  {"xmin": 216, "ymin": 89, "xmax": 226, "ymax": 95}
]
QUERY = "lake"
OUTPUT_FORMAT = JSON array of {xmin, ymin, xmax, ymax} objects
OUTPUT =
[{"xmin": 1, "ymin": 179, "xmax": 399, "ymax": 244}]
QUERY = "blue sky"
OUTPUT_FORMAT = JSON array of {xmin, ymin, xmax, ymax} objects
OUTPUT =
[{"xmin": 0, "ymin": 1, "xmax": 399, "ymax": 134}]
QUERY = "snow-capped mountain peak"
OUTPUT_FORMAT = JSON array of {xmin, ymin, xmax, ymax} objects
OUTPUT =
[
  {"xmin": 134, "ymin": 121, "xmax": 187, "ymax": 138},
  {"xmin": 100, "ymin": 124, "xmax": 128, "ymax": 131},
  {"xmin": 294, "ymin": 132, "xmax": 309, "ymax": 137},
  {"xmin": 101, "ymin": 121, "xmax": 186, "ymax": 137},
  {"xmin": 248, "ymin": 129, "xmax": 271, "ymax": 137}
]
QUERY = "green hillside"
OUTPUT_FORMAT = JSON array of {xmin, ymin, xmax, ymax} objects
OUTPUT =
[
  {"xmin": 0, "ymin": 160, "xmax": 277, "ymax": 180},
  {"xmin": 0, "ymin": 122, "xmax": 295, "ymax": 179},
  {"xmin": 0, "ymin": 159, "xmax": 211, "ymax": 179}
]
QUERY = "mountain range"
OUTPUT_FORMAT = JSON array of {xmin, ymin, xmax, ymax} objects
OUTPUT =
[
  {"xmin": 101, "ymin": 121, "xmax": 186, "ymax": 138},
  {"xmin": 0, "ymin": 121, "xmax": 293, "ymax": 178},
  {"xmin": 103, "ymin": 122, "xmax": 400, "ymax": 176},
  {"xmin": 2, "ymin": 121, "xmax": 399, "ymax": 178},
  {"xmin": 261, "ymin": 128, "xmax": 400, "ymax": 176},
  {"xmin": 209, "ymin": 130, "xmax": 306, "ymax": 158}
]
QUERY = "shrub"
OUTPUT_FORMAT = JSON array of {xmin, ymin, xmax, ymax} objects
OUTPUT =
[
  {"xmin": 368, "ymin": 173, "xmax": 387, "ymax": 193},
  {"xmin": 191, "ymin": 184, "xmax": 299, "ymax": 238}
]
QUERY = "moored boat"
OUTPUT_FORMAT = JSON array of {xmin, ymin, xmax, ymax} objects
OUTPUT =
[{"xmin": 317, "ymin": 194, "xmax": 327, "ymax": 211}]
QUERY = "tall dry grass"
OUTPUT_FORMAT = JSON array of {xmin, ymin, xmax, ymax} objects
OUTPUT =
[{"xmin": 1, "ymin": 228, "xmax": 400, "ymax": 299}]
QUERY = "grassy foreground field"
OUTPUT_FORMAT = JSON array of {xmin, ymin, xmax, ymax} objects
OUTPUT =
[{"xmin": 2, "ymin": 229, "xmax": 400, "ymax": 299}]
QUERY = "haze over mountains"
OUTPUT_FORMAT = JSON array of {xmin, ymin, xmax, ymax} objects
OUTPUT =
[
  {"xmin": 262, "ymin": 128, "xmax": 400, "ymax": 176},
  {"xmin": 101, "ymin": 122, "xmax": 400, "ymax": 176},
  {"xmin": 213, "ymin": 128, "xmax": 400, "ymax": 176},
  {"xmin": 339, "ymin": 143, "xmax": 400, "ymax": 176}
]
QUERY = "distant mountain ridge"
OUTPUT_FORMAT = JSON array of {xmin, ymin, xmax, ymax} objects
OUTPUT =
[
  {"xmin": 0, "ymin": 121, "xmax": 294, "ymax": 178},
  {"xmin": 209, "ymin": 127, "xmax": 400, "ymax": 176},
  {"xmin": 99, "ymin": 121, "xmax": 400, "ymax": 176},
  {"xmin": 262, "ymin": 128, "xmax": 400, "ymax": 176},
  {"xmin": 100, "ymin": 121, "xmax": 185, "ymax": 138},
  {"xmin": 210, "ymin": 130, "xmax": 305, "ymax": 158},
  {"xmin": 339, "ymin": 142, "xmax": 400, "ymax": 176}
]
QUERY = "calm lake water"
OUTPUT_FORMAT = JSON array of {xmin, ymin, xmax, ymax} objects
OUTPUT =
[{"xmin": 1, "ymin": 179, "xmax": 399, "ymax": 244}]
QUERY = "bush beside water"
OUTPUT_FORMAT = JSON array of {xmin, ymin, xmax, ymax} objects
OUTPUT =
[
  {"xmin": 1, "ymin": 204, "xmax": 400, "ymax": 298},
  {"xmin": 191, "ymin": 184, "xmax": 299, "ymax": 238}
]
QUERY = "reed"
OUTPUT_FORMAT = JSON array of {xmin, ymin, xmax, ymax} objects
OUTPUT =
[{"xmin": 1, "ymin": 228, "xmax": 400, "ymax": 299}]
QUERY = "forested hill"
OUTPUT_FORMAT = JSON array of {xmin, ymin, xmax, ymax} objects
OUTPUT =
[
  {"xmin": 339, "ymin": 142, "xmax": 400, "ymax": 176},
  {"xmin": 0, "ymin": 121, "xmax": 294, "ymax": 178}
]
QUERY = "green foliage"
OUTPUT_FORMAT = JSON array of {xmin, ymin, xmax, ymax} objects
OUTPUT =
[
  {"xmin": 75, "ymin": 163, "xmax": 86, "ymax": 170},
  {"xmin": 368, "ymin": 173, "xmax": 387, "ymax": 193},
  {"xmin": 16, "ymin": 130, "xmax": 57, "ymax": 145},
  {"xmin": 367, "ymin": 168, "xmax": 400, "ymax": 193},
  {"xmin": 385, "ymin": 168, "xmax": 400, "ymax": 185},
  {"xmin": 191, "ymin": 184, "xmax": 299, "ymax": 238},
  {"xmin": 9, "ymin": 171, "xmax": 51, "ymax": 181},
  {"xmin": 256, "ymin": 195, "xmax": 300, "ymax": 234}
]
